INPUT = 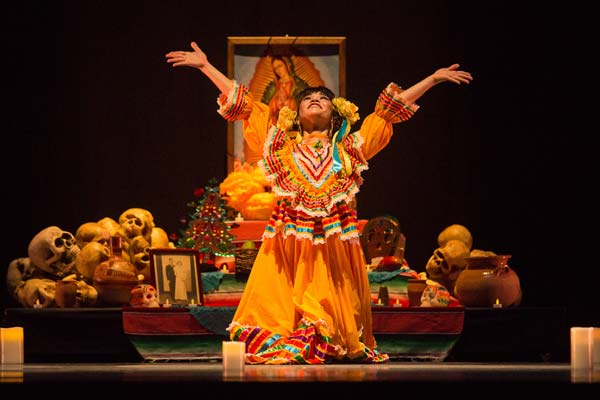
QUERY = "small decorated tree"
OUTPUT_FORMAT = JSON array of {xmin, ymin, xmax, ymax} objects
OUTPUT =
[{"xmin": 174, "ymin": 178, "xmax": 236, "ymax": 262}]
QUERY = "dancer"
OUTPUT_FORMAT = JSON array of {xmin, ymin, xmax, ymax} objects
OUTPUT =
[{"xmin": 166, "ymin": 41, "xmax": 472, "ymax": 364}]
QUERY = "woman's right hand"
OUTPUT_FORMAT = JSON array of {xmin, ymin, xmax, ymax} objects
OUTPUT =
[{"xmin": 165, "ymin": 41, "xmax": 208, "ymax": 69}]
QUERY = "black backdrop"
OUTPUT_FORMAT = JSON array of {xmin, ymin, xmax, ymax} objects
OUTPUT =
[{"xmin": 3, "ymin": 1, "xmax": 594, "ymax": 326}]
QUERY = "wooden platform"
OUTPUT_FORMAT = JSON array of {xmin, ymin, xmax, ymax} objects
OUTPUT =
[
  {"xmin": 122, "ymin": 305, "xmax": 465, "ymax": 362},
  {"xmin": 1, "ymin": 306, "xmax": 568, "ymax": 363}
]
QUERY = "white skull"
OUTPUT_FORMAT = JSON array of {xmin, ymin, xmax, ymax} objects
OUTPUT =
[
  {"xmin": 97, "ymin": 217, "xmax": 121, "ymax": 236},
  {"xmin": 74, "ymin": 241, "xmax": 110, "ymax": 281},
  {"xmin": 72, "ymin": 279, "xmax": 98, "ymax": 305},
  {"xmin": 6, "ymin": 257, "xmax": 34, "ymax": 299},
  {"xmin": 438, "ymin": 224, "xmax": 473, "ymax": 250},
  {"xmin": 28, "ymin": 226, "xmax": 80, "ymax": 278},
  {"xmin": 425, "ymin": 239, "xmax": 470, "ymax": 294},
  {"xmin": 470, "ymin": 248, "xmax": 496, "ymax": 257},
  {"xmin": 129, "ymin": 235, "xmax": 151, "ymax": 279},
  {"xmin": 56, "ymin": 276, "xmax": 98, "ymax": 307},
  {"xmin": 75, "ymin": 222, "xmax": 111, "ymax": 250},
  {"xmin": 150, "ymin": 227, "xmax": 171, "ymax": 248},
  {"xmin": 15, "ymin": 278, "xmax": 57, "ymax": 308},
  {"xmin": 118, "ymin": 208, "xmax": 155, "ymax": 242}
]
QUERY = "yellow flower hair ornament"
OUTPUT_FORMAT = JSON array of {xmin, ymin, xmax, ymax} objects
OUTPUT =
[
  {"xmin": 331, "ymin": 97, "xmax": 359, "ymax": 175},
  {"xmin": 332, "ymin": 97, "xmax": 360, "ymax": 126}
]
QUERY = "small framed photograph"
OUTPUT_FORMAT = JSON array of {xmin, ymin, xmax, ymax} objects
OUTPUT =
[{"xmin": 149, "ymin": 248, "xmax": 203, "ymax": 306}]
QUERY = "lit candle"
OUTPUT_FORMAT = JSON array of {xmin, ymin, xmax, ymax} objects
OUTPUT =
[
  {"xmin": 392, "ymin": 298, "xmax": 403, "ymax": 307},
  {"xmin": 163, "ymin": 299, "xmax": 171, "ymax": 308},
  {"xmin": 189, "ymin": 298, "xmax": 196, "ymax": 306},
  {"xmin": 222, "ymin": 265, "xmax": 228, "ymax": 273},
  {"xmin": 1, "ymin": 327, "xmax": 24, "ymax": 364},
  {"xmin": 33, "ymin": 299, "xmax": 42, "ymax": 309},
  {"xmin": 222, "ymin": 341, "xmax": 245, "ymax": 371},
  {"xmin": 571, "ymin": 327, "xmax": 593, "ymax": 370},
  {"xmin": 492, "ymin": 298, "xmax": 502, "ymax": 309}
]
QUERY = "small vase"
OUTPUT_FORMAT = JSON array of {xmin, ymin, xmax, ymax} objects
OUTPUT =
[
  {"xmin": 454, "ymin": 255, "xmax": 522, "ymax": 307},
  {"xmin": 93, "ymin": 236, "xmax": 138, "ymax": 305},
  {"xmin": 407, "ymin": 279, "xmax": 428, "ymax": 307}
]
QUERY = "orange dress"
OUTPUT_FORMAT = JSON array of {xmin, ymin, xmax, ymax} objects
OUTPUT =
[{"xmin": 218, "ymin": 81, "xmax": 418, "ymax": 364}]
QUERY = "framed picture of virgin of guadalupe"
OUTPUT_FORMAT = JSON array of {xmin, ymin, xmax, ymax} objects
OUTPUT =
[{"xmin": 226, "ymin": 36, "xmax": 346, "ymax": 173}]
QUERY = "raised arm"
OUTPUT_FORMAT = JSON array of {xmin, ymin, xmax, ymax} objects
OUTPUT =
[
  {"xmin": 398, "ymin": 63, "xmax": 473, "ymax": 104},
  {"xmin": 165, "ymin": 41, "xmax": 232, "ymax": 94}
]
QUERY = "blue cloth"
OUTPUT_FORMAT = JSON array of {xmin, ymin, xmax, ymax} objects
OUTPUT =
[
  {"xmin": 200, "ymin": 271, "xmax": 225, "ymax": 293},
  {"xmin": 368, "ymin": 270, "xmax": 406, "ymax": 283},
  {"xmin": 187, "ymin": 306, "xmax": 236, "ymax": 336}
]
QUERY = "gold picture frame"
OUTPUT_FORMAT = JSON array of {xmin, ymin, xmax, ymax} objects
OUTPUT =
[{"xmin": 226, "ymin": 36, "xmax": 346, "ymax": 173}]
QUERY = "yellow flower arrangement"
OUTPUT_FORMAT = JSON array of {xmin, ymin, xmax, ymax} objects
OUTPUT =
[
  {"xmin": 332, "ymin": 97, "xmax": 360, "ymax": 125},
  {"xmin": 220, "ymin": 163, "xmax": 276, "ymax": 220}
]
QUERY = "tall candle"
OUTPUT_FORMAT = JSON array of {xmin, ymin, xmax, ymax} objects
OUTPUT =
[
  {"xmin": 222, "ymin": 341, "xmax": 245, "ymax": 371},
  {"xmin": 1, "ymin": 327, "xmax": 24, "ymax": 364},
  {"xmin": 594, "ymin": 327, "xmax": 600, "ymax": 369},
  {"xmin": 571, "ymin": 327, "xmax": 593, "ymax": 370}
]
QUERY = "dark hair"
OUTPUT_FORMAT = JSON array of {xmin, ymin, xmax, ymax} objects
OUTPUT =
[
  {"xmin": 294, "ymin": 86, "xmax": 343, "ymax": 134},
  {"xmin": 296, "ymin": 86, "xmax": 335, "ymax": 101}
]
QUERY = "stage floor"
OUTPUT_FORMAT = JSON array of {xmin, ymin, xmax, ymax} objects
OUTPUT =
[{"xmin": 2, "ymin": 362, "xmax": 598, "ymax": 393}]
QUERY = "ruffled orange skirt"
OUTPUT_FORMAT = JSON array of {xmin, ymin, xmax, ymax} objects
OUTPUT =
[{"xmin": 228, "ymin": 232, "xmax": 388, "ymax": 364}]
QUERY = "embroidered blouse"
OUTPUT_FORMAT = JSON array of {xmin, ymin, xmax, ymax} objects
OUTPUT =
[{"xmin": 217, "ymin": 82, "xmax": 418, "ymax": 244}]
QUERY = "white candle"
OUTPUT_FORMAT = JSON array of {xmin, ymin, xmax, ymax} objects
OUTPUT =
[
  {"xmin": 1, "ymin": 327, "xmax": 24, "ymax": 364},
  {"xmin": 594, "ymin": 327, "xmax": 600, "ymax": 369},
  {"xmin": 222, "ymin": 341, "xmax": 245, "ymax": 371},
  {"xmin": 571, "ymin": 327, "xmax": 593, "ymax": 370}
]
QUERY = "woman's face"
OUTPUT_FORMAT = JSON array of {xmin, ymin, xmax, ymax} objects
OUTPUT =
[{"xmin": 298, "ymin": 91, "xmax": 333, "ymax": 125}]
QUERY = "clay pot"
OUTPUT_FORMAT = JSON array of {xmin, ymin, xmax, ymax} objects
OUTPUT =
[
  {"xmin": 454, "ymin": 255, "xmax": 522, "ymax": 307},
  {"xmin": 407, "ymin": 279, "xmax": 428, "ymax": 307}
]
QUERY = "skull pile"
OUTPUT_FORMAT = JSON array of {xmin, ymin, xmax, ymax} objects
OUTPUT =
[{"xmin": 5, "ymin": 207, "xmax": 173, "ymax": 308}]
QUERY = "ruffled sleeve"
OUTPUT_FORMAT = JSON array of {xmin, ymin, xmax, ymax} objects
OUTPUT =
[
  {"xmin": 216, "ymin": 81, "xmax": 272, "ymax": 165},
  {"xmin": 358, "ymin": 82, "xmax": 420, "ymax": 160}
]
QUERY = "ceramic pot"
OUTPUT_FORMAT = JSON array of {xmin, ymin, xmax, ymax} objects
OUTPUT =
[{"xmin": 454, "ymin": 255, "xmax": 521, "ymax": 307}]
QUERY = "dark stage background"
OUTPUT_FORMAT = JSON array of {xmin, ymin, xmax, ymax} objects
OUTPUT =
[{"xmin": 3, "ymin": 1, "xmax": 593, "ymax": 327}]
